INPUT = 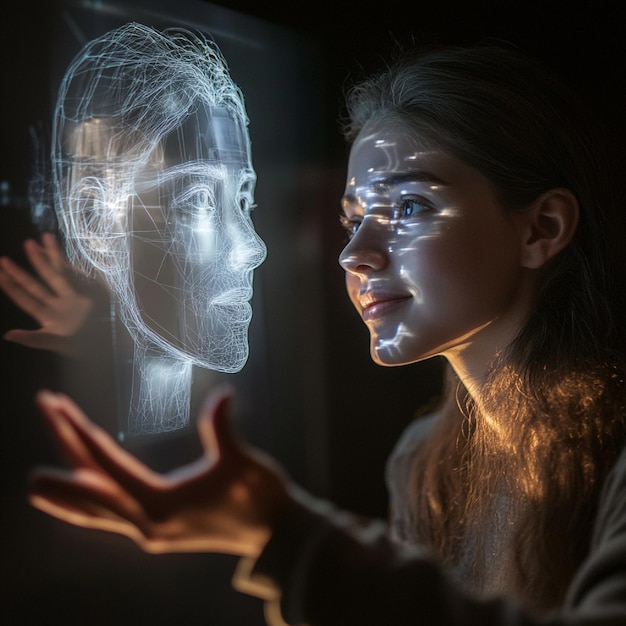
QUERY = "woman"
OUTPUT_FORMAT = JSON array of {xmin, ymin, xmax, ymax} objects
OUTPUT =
[{"xmin": 28, "ymin": 42, "xmax": 626, "ymax": 625}]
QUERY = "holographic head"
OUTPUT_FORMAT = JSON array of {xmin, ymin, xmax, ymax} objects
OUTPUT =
[{"xmin": 52, "ymin": 23, "xmax": 266, "ymax": 372}]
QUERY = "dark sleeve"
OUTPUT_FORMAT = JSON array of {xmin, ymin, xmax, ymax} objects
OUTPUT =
[
  {"xmin": 234, "ymin": 449, "xmax": 626, "ymax": 626},
  {"xmin": 563, "ymin": 447, "xmax": 626, "ymax": 619}
]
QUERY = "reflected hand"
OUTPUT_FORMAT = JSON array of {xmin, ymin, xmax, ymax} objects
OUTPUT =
[
  {"xmin": 29, "ymin": 387, "xmax": 290, "ymax": 557},
  {"xmin": 0, "ymin": 233, "xmax": 94, "ymax": 356}
]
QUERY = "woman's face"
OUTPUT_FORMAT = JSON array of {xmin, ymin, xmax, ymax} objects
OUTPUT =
[{"xmin": 339, "ymin": 124, "xmax": 534, "ymax": 369}]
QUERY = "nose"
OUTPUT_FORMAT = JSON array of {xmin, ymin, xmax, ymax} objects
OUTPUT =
[
  {"xmin": 250, "ymin": 231, "xmax": 267, "ymax": 269},
  {"xmin": 228, "ymin": 221, "xmax": 267, "ymax": 270},
  {"xmin": 232, "ymin": 230, "xmax": 266, "ymax": 269},
  {"xmin": 338, "ymin": 220, "xmax": 387, "ymax": 275}
]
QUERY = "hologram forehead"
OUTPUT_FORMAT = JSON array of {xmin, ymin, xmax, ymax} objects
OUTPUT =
[
  {"xmin": 162, "ymin": 104, "xmax": 252, "ymax": 167},
  {"xmin": 60, "ymin": 103, "xmax": 252, "ymax": 170},
  {"xmin": 54, "ymin": 22, "xmax": 249, "ymax": 169}
]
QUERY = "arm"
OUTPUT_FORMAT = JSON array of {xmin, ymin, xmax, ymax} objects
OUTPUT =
[
  {"xmin": 30, "ymin": 392, "xmax": 626, "ymax": 626},
  {"xmin": 29, "ymin": 387, "xmax": 290, "ymax": 558},
  {"xmin": 239, "ymin": 457, "xmax": 626, "ymax": 626},
  {"xmin": 0, "ymin": 233, "xmax": 94, "ymax": 357}
]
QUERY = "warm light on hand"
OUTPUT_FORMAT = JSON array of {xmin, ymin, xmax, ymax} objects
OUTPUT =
[
  {"xmin": 29, "ymin": 388, "xmax": 290, "ymax": 557},
  {"xmin": 0, "ymin": 233, "xmax": 94, "ymax": 357}
]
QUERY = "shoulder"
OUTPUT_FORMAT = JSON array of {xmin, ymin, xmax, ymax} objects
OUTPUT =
[
  {"xmin": 593, "ymin": 444, "xmax": 626, "ymax": 544},
  {"xmin": 388, "ymin": 412, "xmax": 438, "ymax": 468},
  {"xmin": 565, "ymin": 444, "xmax": 626, "ymax": 611},
  {"xmin": 385, "ymin": 412, "xmax": 439, "ymax": 541}
]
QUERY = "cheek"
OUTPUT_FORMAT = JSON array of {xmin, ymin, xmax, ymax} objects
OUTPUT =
[
  {"xmin": 425, "ymin": 227, "xmax": 521, "ymax": 312},
  {"xmin": 402, "ymin": 219, "xmax": 519, "ymax": 297}
]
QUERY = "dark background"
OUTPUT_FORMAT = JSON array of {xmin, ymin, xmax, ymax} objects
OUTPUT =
[{"xmin": 1, "ymin": 1, "xmax": 624, "ymax": 624}]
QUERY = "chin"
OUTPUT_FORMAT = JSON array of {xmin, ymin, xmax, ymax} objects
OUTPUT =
[
  {"xmin": 193, "ymin": 342, "xmax": 250, "ymax": 373},
  {"xmin": 371, "ymin": 345, "xmax": 413, "ymax": 367},
  {"xmin": 371, "ymin": 337, "xmax": 439, "ymax": 368}
]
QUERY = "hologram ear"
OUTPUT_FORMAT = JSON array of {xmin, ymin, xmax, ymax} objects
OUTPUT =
[{"xmin": 67, "ymin": 173, "xmax": 127, "ymax": 275}]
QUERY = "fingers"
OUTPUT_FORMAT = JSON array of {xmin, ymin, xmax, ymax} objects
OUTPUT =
[
  {"xmin": 24, "ymin": 236, "xmax": 74, "ymax": 297},
  {"xmin": 0, "ymin": 235, "xmax": 73, "ymax": 316},
  {"xmin": 0, "ymin": 255, "xmax": 53, "ymax": 318},
  {"xmin": 36, "ymin": 391, "xmax": 102, "ymax": 469},
  {"xmin": 35, "ymin": 391, "xmax": 160, "ymax": 494},
  {"xmin": 197, "ymin": 386, "xmax": 242, "ymax": 461},
  {"xmin": 3, "ymin": 329, "xmax": 62, "ymax": 352},
  {"xmin": 29, "ymin": 467, "xmax": 145, "ymax": 540},
  {"xmin": 41, "ymin": 232, "xmax": 68, "ymax": 273}
]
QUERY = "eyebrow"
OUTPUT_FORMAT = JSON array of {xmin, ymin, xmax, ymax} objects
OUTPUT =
[
  {"xmin": 342, "ymin": 170, "xmax": 447, "ymax": 206},
  {"xmin": 372, "ymin": 171, "xmax": 446, "ymax": 188},
  {"xmin": 158, "ymin": 161, "xmax": 228, "ymax": 183}
]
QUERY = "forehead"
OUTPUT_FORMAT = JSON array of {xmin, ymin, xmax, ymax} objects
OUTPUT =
[
  {"xmin": 162, "ymin": 102, "xmax": 251, "ymax": 168},
  {"xmin": 347, "ymin": 126, "xmax": 440, "ymax": 176},
  {"xmin": 343, "ymin": 124, "xmax": 500, "ymax": 208},
  {"xmin": 345, "ymin": 126, "xmax": 456, "ymax": 198}
]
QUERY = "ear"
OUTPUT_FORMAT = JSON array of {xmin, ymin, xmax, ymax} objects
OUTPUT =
[
  {"xmin": 519, "ymin": 188, "xmax": 579, "ymax": 270},
  {"xmin": 67, "ymin": 178, "xmax": 127, "ymax": 275}
]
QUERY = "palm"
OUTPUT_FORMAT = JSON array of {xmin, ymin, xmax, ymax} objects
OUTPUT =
[
  {"xmin": 0, "ymin": 233, "xmax": 93, "ymax": 355},
  {"xmin": 30, "ymin": 388, "xmax": 289, "ymax": 557}
]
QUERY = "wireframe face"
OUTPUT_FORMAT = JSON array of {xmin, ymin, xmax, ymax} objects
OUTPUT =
[
  {"xmin": 339, "ymin": 125, "xmax": 529, "ymax": 368},
  {"xmin": 126, "ymin": 103, "xmax": 266, "ymax": 371}
]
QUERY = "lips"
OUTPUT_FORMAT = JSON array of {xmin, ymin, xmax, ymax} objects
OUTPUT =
[
  {"xmin": 211, "ymin": 288, "xmax": 253, "ymax": 305},
  {"xmin": 359, "ymin": 292, "xmax": 412, "ymax": 321}
]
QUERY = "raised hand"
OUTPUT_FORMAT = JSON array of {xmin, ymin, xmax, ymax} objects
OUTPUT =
[
  {"xmin": 0, "ymin": 233, "xmax": 94, "ymax": 357},
  {"xmin": 29, "ymin": 387, "xmax": 290, "ymax": 557}
]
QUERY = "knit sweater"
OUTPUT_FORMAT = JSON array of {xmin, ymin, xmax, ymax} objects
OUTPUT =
[{"xmin": 234, "ymin": 417, "xmax": 626, "ymax": 626}]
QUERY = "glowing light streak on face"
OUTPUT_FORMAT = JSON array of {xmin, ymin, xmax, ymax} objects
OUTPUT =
[{"xmin": 339, "ymin": 124, "xmax": 528, "ymax": 369}]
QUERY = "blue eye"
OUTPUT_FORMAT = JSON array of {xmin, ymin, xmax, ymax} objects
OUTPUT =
[{"xmin": 399, "ymin": 197, "xmax": 430, "ymax": 217}]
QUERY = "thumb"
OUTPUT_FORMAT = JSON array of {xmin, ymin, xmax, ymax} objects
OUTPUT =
[
  {"xmin": 197, "ymin": 386, "xmax": 242, "ymax": 461},
  {"xmin": 4, "ymin": 329, "xmax": 60, "ymax": 352}
]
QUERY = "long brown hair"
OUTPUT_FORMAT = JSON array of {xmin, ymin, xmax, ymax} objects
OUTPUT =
[{"xmin": 344, "ymin": 42, "xmax": 626, "ymax": 610}]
